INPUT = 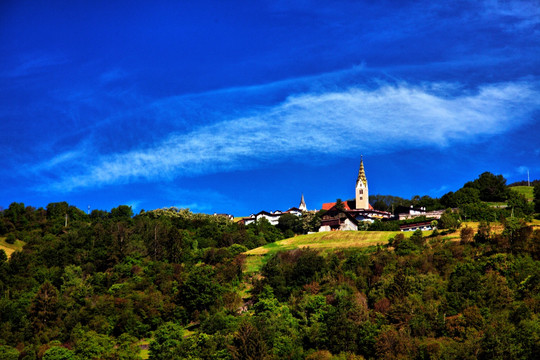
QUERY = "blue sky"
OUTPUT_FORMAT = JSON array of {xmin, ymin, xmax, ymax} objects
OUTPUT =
[{"xmin": 1, "ymin": 0, "xmax": 539, "ymax": 216}]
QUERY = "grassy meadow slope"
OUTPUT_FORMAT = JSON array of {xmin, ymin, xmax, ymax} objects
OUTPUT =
[
  {"xmin": 509, "ymin": 185, "xmax": 535, "ymax": 200},
  {"xmin": 242, "ymin": 220, "xmax": 540, "ymax": 274},
  {"xmin": 0, "ymin": 237, "xmax": 25, "ymax": 258},
  {"xmin": 243, "ymin": 229, "xmax": 444, "ymax": 274}
]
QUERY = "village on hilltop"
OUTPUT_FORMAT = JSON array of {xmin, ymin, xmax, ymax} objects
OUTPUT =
[{"xmin": 237, "ymin": 157, "xmax": 445, "ymax": 232}]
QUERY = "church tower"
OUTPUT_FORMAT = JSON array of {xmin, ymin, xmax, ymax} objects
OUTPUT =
[
  {"xmin": 355, "ymin": 156, "xmax": 369, "ymax": 209},
  {"xmin": 299, "ymin": 193, "xmax": 307, "ymax": 211}
]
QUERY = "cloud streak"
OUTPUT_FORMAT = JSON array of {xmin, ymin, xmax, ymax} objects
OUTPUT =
[{"xmin": 38, "ymin": 79, "xmax": 540, "ymax": 191}]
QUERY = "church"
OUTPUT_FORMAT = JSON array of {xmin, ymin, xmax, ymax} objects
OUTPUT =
[{"xmin": 319, "ymin": 157, "xmax": 392, "ymax": 232}]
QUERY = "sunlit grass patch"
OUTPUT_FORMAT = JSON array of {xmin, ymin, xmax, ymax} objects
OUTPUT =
[{"xmin": 0, "ymin": 237, "xmax": 25, "ymax": 258}]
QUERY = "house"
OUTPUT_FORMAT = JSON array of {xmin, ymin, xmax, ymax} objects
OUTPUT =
[
  {"xmin": 394, "ymin": 206, "xmax": 445, "ymax": 220},
  {"xmin": 242, "ymin": 210, "xmax": 283, "ymax": 226},
  {"xmin": 285, "ymin": 207, "xmax": 303, "ymax": 217},
  {"xmin": 213, "ymin": 213, "xmax": 234, "ymax": 220},
  {"xmin": 394, "ymin": 205, "xmax": 426, "ymax": 220},
  {"xmin": 239, "ymin": 195, "xmax": 307, "ymax": 226},
  {"xmin": 319, "ymin": 207, "xmax": 359, "ymax": 231},
  {"xmin": 399, "ymin": 221, "xmax": 433, "ymax": 232}
]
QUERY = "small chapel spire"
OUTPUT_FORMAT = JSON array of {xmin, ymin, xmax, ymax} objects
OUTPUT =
[{"xmin": 299, "ymin": 193, "xmax": 307, "ymax": 211}]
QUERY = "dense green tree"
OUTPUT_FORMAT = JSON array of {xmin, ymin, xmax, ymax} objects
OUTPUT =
[
  {"xmin": 30, "ymin": 281, "xmax": 60, "ymax": 333},
  {"xmin": 46, "ymin": 202, "xmax": 69, "ymax": 220},
  {"xmin": 440, "ymin": 191, "xmax": 457, "ymax": 208},
  {"xmin": 438, "ymin": 209, "xmax": 460, "ymax": 230},
  {"xmin": 113, "ymin": 333, "xmax": 142, "ymax": 360},
  {"xmin": 110, "ymin": 205, "xmax": 134, "ymax": 219},
  {"xmin": 334, "ymin": 199, "xmax": 345, "ymax": 211},
  {"xmin": 0, "ymin": 345, "xmax": 19, "ymax": 360},
  {"xmin": 72, "ymin": 329, "xmax": 114, "ymax": 360},
  {"xmin": 42, "ymin": 346, "xmax": 76, "ymax": 360},
  {"xmin": 460, "ymin": 226, "xmax": 474, "ymax": 244},
  {"xmin": 453, "ymin": 187, "xmax": 481, "ymax": 206},
  {"xmin": 149, "ymin": 322, "xmax": 187, "ymax": 360},
  {"xmin": 277, "ymin": 213, "xmax": 302, "ymax": 235},
  {"xmin": 465, "ymin": 172, "xmax": 509, "ymax": 202},
  {"xmin": 177, "ymin": 265, "xmax": 223, "ymax": 316},
  {"xmin": 507, "ymin": 190, "xmax": 534, "ymax": 218},
  {"xmin": 534, "ymin": 183, "xmax": 540, "ymax": 213},
  {"xmin": 230, "ymin": 321, "xmax": 268, "ymax": 360}
]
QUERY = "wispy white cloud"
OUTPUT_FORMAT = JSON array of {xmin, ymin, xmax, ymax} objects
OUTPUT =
[
  {"xmin": 483, "ymin": 0, "xmax": 540, "ymax": 31},
  {"xmin": 2, "ymin": 53, "xmax": 67, "ymax": 78},
  {"xmin": 36, "ymin": 79, "xmax": 540, "ymax": 191}
]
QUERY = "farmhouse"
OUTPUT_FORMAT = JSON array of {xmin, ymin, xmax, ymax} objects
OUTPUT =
[
  {"xmin": 399, "ymin": 221, "xmax": 433, "ymax": 232},
  {"xmin": 394, "ymin": 205, "xmax": 445, "ymax": 220}
]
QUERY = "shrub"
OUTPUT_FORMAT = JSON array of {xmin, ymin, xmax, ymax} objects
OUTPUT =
[{"xmin": 5, "ymin": 233, "xmax": 16, "ymax": 244}]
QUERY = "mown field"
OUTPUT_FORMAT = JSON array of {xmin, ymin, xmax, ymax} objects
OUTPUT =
[
  {"xmin": 244, "ymin": 229, "xmax": 452, "ymax": 274},
  {"xmin": 242, "ymin": 220, "xmax": 529, "ymax": 274},
  {"xmin": 0, "ymin": 237, "xmax": 25, "ymax": 258},
  {"xmin": 509, "ymin": 185, "xmax": 535, "ymax": 200}
]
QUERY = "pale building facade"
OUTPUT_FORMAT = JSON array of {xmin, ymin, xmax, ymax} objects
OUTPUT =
[{"xmin": 355, "ymin": 156, "xmax": 369, "ymax": 210}]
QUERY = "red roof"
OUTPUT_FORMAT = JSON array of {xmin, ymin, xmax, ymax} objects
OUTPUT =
[{"xmin": 322, "ymin": 200, "xmax": 373, "ymax": 211}]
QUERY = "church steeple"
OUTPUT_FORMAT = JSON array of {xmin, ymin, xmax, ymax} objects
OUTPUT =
[
  {"xmin": 357, "ymin": 155, "xmax": 367, "ymax": 187},
  {"xmin": 299, "ymin": 193, "xmax": 307, "ymax": 211},
  {"xmin": 355, "ymin": 156, "xmax": 369, "ymax": 209}
]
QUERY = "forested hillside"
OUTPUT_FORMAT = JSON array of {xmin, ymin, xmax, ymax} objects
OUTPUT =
[{"xmin": 1, "ymin": 190, "xmax": 540, "ymax": 359}]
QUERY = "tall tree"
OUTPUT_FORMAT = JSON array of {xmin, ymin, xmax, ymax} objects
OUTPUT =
[
  {"xmin": 534, "ymin": 183, "xmax": 540, "ymax": 213},
  {"xmin": 465, "ymin": 172, "xmax": 509, "ymax": 202}
]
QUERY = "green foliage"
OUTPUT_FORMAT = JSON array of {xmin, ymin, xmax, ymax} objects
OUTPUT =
[
  {"xmin": 111, "ymin": 205, "xmax": 134, "ymax": 219},
  {"xmin": 261, "ymin": 248, "xmax": 327, "ymax": 301},
  {"xmin": 534, "ymin": 183, "xmax": 540, "ymax": 213},
  {"xmin": 178, "ymin": 265, "xmax": 223, "ymax": 316},
  {"xmin": 2, "ymin": 200, "xmax": 540, "ymax": 359},
  {"xmin": 42, "ymin": 346, "xmax": 75, "ymax": 360},
  {"xmin": 368, "ymin": 220, "xmax": 399, "ymax": 231},
  {"xmin": 464, "ymin": 172, "xmax": 509, "ymax": 202},
  {"xmin": 72, "ymin": 329, "xmax": 114, "ymax": 360},
  {"xmin": 277, "ymin": 213, "xmax": 302, "ymax": 234},
  {"xmin": 5, "ymin": 234, "xmax": 15, "ymax": 245},
  {"xmin": 438, "ymin": 209, "xmax": 460, "ymax": 230},
  {"xmin": 230, "ymin": 320, "xmax": 268, "ymax": 360},
  {"xmin": 453, "ymin": 187, "xmax": 481, "ymax": 206},
  {"xmin": 149, "ymin": 322, "xmax": 186, "ymax": 360},
  {"xmin": 394, "ymin": 237, "xmax": 419, "ymax": 255},
  {"xmin": 507, "ymin": 190, "xmax": 534, "ymax": 218},
  {"xmin": 335, "ymin": 199, "xmax": 345, "ymax": 211},
  {"xmin": 0, "ymin": 345, "xmax": 19, "ymax": 360}
]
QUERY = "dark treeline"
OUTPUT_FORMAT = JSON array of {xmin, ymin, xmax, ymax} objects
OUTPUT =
[{"xmin": 509, "ymin": 179, "xmax": 540, "ymax": 187}]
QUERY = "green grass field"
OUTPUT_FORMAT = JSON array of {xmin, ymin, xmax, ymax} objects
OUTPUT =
[
  {"xmin": 509, "ymin": 186, "xmax": 535, "ymax": 200},
  {"xmin": 242, "ymin": 221, "xmax": 524, "ymax": 274},
  {"xmin": 243, "ymin": 229, "xmax": 442, "ymax": 274},
  {"xmin": 0, "ymin": 237, "xmax": 25, "ymax": 258}
]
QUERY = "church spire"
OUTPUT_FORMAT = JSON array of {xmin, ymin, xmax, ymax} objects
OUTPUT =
[
  {"xmin": 355, "ymin": 155, "xmax": 369, "ymax": 209},
  {"xmin": 299, "ymin": 193, "xmax": 307, "ymax": 211},
  {"xmin": 357, "ymin": 155, "xmax": 367, "ymax": 186}
]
